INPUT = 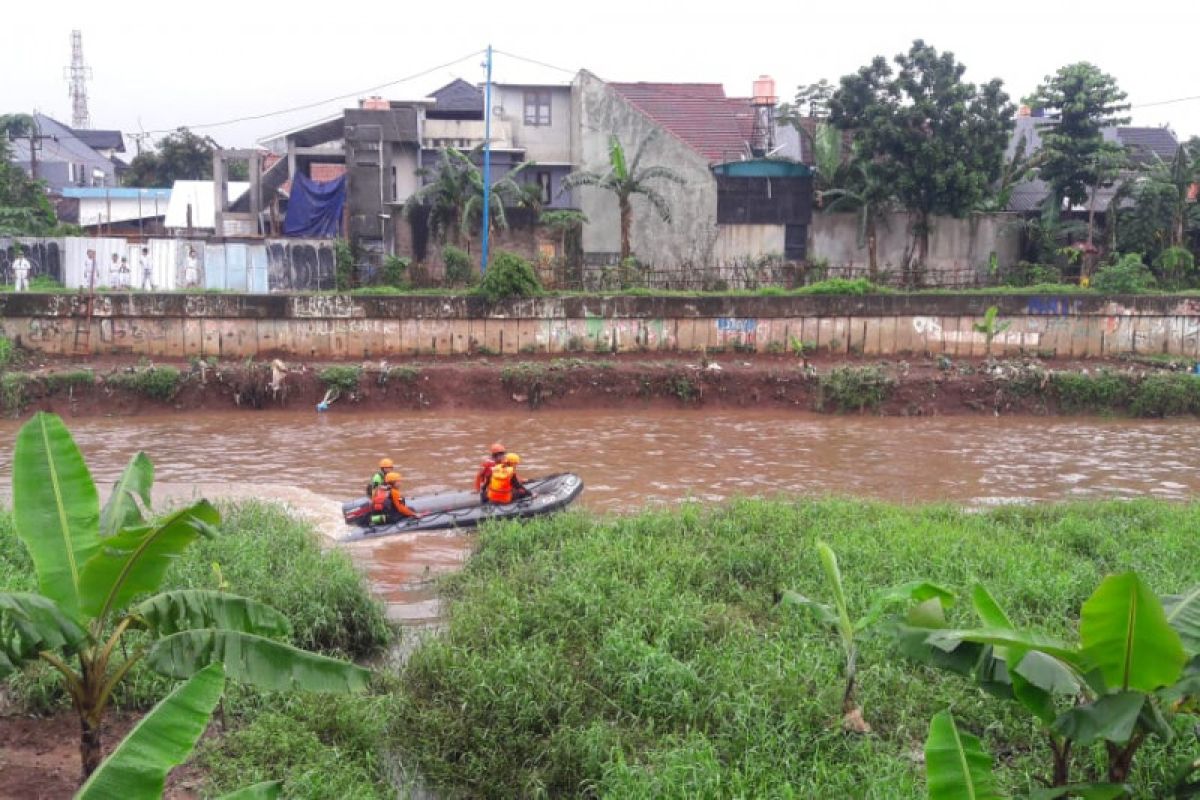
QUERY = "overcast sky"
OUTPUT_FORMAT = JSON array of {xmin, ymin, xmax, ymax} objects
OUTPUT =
[{"xmin": 6, "ymin": 0, "xmax": 1198, "ymax": 152}]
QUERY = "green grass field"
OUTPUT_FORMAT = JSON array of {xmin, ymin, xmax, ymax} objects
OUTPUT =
[{"xmin": 390, "ymin": 498, "xmax": 1200, "ymax": 798}]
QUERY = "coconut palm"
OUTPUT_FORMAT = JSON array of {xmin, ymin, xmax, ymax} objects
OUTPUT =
[
  {"xmin": 561, "ymin": 134, "xmax": 685, "ymax": 263},
  {"xmin": 404, "ymin": 146, "xmax": 538, "ymax": 246}
]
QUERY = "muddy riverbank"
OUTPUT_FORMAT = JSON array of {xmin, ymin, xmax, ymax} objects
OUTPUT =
[{"xmin": 3, "ymin": 351, "xmax": 1199, "ymax": 419}]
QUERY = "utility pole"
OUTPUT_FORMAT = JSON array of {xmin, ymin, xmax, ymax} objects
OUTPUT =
[
  {"xmin": 480, "ymin": 44, "xmax": 493, "ymax": 275},
  {"xmin": 26, "ymin": 116, "xmax": 55, "ymax": 182}
]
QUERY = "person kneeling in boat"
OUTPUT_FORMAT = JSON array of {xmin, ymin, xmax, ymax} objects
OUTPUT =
[
  {"xmin": 486, "ymin": 453, "xmax": 531, "ymax": 504},
  {"xmin": 370, "ymin": 472, "xmax": 418, "ymax": 525},
  {"xmin": 366, "ymin": 457, "xmax": 396, "ymax": 497},
  {"xmin": 474, "ymin": 442, "xmax": 506, "ymax": 501}
]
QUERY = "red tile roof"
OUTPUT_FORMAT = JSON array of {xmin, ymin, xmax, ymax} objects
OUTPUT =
[
  {"xmin": 311, "ymin": 163, "xmax": 346, "ymax": 182},
  {"xmin": 608, "ymin": 82, "xmax": 754, "ymax": 164}
]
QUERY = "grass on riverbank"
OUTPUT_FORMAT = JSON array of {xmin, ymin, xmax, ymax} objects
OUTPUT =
[
  {"xmin": 390, "ymin": 498, "xmax": 1200, "ymax": 798},
  {"xmin": 0, "ymin": 500, "xmax": 397, "ymax": 798}
]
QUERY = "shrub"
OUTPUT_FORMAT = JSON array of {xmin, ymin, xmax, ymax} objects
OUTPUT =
[
  {"xmin": 333, "ymin": 238, "xmax": 355, "ymax": 291},
  {"xmin": 0, "ymin": 334, "xmax": 15, "ymax": 370},
  {"xmin": 442, "ymin": 245, "xmax": 474, "ymax": 286},
  {"xmin": 818, "ymin": 366, "xmax": 894, "ymax": 411},
  {"xmin": 793, "ymin": 278, "xmax": 886, "ymax": 296},
  {"xmin": 1130, "ymin": 373, "xmax": 1200, "ymax": 417},
  {"xmin": 1153, "ymin": 246, "xmax": 1196, "ymax": 289},
  {"xmin": 477, "ymin": 250, "xmax": 542, "ymax": 303},
  {"xmin": 104, "ymin": 366, "xmax": 181, "ymax": 400},
  {"xmin": 1002, "ymin": 261, "xmax": 1061, "ymax": 287},
  {"xmin": 1092, "ymin": 253, "xmax": 1156, "ymax": 294},
  {"xmin": 380, "ymin": 255, "xmax": 410, "ymax": 289},
  {"xmin": 43, "ymin": 369, "xmax": 95, "ymax": 393},
  {"xmin": 1, "ymin": 372, "xmax": 29, "ymax": 414},
  {"xmin": 1050, "ymin": 370, "xmax": 1133, "ymax": 413},
  {"xmin": 318, "ymin": 365, "xmax": 361, "ymax": 394}
]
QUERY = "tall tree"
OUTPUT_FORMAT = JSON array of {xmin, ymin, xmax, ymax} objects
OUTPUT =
[
  {"xmin": 123, "ymin": 128, "xmax": 231, "ymax": 188},
  {"xmin": 1023, "ymin": 63, "xmax": 1131, "ymax": 214},
  {"xmin": 829, "ymin": 40, "xmax": 1015, "ymax": 275},
  {"xmin": 1118, "ymin": 145, "xmax": 1200, "ymax": 260},
  {"xmin": 794, "ymin": 79, "xmax": 835, "ymax": 119},
  {"xmin": 561, "ymin": 134, "xmax": 685, "ymax": 264}
]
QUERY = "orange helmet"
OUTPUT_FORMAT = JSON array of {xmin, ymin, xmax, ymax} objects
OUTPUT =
[
  {"xmin": 384, "ymin": 471, "xmax": 402, "ymax": 484},
  {"xmin": 379, "ymin": 458, "xmax": 394, "ymax": 469},
  {"xmin": 489, "ymin": 442, "xmax": 506, "ymax": 455},
  {"xmin": 503, "ymin": 453, "xmax": 520, "ymax": 466}
]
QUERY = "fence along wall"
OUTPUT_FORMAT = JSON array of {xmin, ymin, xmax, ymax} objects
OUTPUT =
[
  {"xmin": 3, "ymin": 294, "xmax": 1200, "ymax": 360},
  {"xmin": 0, "ymin": 237, "xmax": 338, "ymax": 292}
]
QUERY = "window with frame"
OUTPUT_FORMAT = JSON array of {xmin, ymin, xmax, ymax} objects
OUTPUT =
[{"xmin": 524, "ymin": 90, "xmax": 552, "ymax": 126}]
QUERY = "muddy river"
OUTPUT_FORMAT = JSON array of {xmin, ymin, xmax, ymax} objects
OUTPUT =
[{"xmin": 2, "ymin": 409, "xmax": 1199, "ymax": 623}]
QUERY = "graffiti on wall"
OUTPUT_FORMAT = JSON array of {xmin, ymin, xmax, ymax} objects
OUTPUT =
[
  {"xmin": 267, "ymin": 241, "xmax": 337, "ymax": 291},
  {"xmin": 0, "ymin": 239, "xmax": 63, "ymax": 284}
]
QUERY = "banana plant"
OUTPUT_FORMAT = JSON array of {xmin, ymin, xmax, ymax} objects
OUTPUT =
[
  {"xmin": 782, "ymin": 540, "xmax": 953, "ymax": 731},
  {"xmin": 898, "ymin": 571, "xmax": 1200, "ymax": 792},
  {"xmin": 0, "ymin": 412, "xmax": 370, "ymax": 781},
  {"xmin": 924, "ymin": 711, "xmax": 1128, "ymax": 800},
  {"xmin": 972, "ymin": 306, "xmax": 1012, "ymax": 355},
  {"xmin": 77, "ymin": 663, "xmax": 280, "ymax": 800}
]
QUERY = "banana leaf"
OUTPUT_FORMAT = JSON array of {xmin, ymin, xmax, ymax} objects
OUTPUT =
[
  {"xmin": 135, "ymin": 590, "xmax": 292, "ymax": 638},
  {"xmin": 99, "ymin": 452, "xmax": 154, "ymax": 538},
  {"xmin": 78, "ymin": 501, "xmax": 220, "ymax": 621},
  {"xmin": 146, "ymin": 629, "xmax": 370, "ymax": 693},
  {"xmin": 12, "ymin": 412, "xmax": 101, "ymax": 618},
  {"xmin": 0, "ymin": 592, "xmax": 87, "ymax": 677},
  {"xmin": 1163, "ymin": 586, "xmax": 1200, "ymax": 657},
  {"xmin": 924, "ymin": 711, "xmax": 1004, "ymax": 800},
  {"xmin": 1080, "ymin": 572, "xmax": 1185, "ymax": 693},
  {"xmin": 76, "ymin": 663, "xmax": 225, "ymax": 800}
]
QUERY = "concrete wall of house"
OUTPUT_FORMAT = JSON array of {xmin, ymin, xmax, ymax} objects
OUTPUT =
[
  {"xmin": 6, "ymin": 292, "xmax": 1200, "ymax": 360},
  {"xmin": 809, "ymin": 211, "xmax": 1021, "ymax": 283},
  {"xmin": 574, "ymin": 72, "xmax": 721, "ymax": 269},
  {"xmin": 496, "ymin": 86, "xmax": 573, "ymax": 163},
  {"xmin": 712, "ymin": 225, "xmax": 786, "ymax": 262}
]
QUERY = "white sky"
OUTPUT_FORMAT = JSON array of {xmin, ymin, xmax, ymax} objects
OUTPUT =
[{"xmin": 6, "ymin": 0, "xmax": 1199, "ymax": 151}]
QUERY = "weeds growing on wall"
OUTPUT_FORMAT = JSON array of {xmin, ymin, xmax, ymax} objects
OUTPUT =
[
  {"xmin": 817, "ymin": 365, "xmax": 894, "ymax": 412},
  {"xmin": 1, "ymin": 372, "xmax": 29, "ymax": 415},
  {"xmin": 42, "ymin": 369, "xmax": 94, "ymax": 393},
  {"xmin": 0, "ymin": 334, "xmax": 15, "ymax": 370}
]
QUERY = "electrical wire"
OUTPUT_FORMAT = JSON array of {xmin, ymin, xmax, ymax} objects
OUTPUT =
[
  {"xmin": 1131, "ymin": 95, "xmax": 1200, "ymax": 110},
  {"xmin": 491, "ymin": 48, "xmax": 577, "ymax": 77},
  {"xmin": 142, "ymin": 49, "xmax": 486, "ymax": 136}
]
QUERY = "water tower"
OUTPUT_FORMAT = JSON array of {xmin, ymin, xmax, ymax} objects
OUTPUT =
[{"xmin": 749, "ymin": 75, "xmax": 777, "ymax": 157}]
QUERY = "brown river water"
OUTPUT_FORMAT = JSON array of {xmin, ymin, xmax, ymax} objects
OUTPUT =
[{"xmin": 2, "ymin": 408, "xmax": 1199, "ymax": 624}]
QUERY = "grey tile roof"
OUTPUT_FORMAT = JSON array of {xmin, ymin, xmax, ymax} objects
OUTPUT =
[
  {"xmin": 72, "ymin": 128, "xmax": 125, "ymax": 152},
  {"xmin": 429, "ymin": 79, "xmax": 483, "ymax": 115}
]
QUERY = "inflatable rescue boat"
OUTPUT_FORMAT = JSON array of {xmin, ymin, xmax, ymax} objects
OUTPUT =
[{"xmin": 341, "ymin": 473, "xmax": 584, "ymax": 540}]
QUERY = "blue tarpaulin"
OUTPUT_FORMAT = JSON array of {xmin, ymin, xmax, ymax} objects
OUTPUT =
[{"xmin": 284, "ymin": 173, "xmax": 346, "ymax": 237}]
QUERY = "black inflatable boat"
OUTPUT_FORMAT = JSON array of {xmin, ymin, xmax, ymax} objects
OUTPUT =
[{"xmin": 341, "ymin": 473, "xmax": 584, "ymax": 540}]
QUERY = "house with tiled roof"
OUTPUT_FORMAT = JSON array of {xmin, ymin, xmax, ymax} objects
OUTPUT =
[
  {"xmin": 573, "ymin": 70, "xmax": 812, "ymax": 269},
  {"xmin": 1005, "ymin": 109, "xmax": 1181, "ymax": 214}
]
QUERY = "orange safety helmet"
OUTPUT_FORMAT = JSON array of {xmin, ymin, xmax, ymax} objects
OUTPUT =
[
  {"xmin": 489, "ymin": 442, "xmax": 506, "ymax": 455},
  {"xmin": 503, "ymin": 453, "xmax": 520, "ymax": 466},
  {"xmin": 384, "ymin": 471, "xmax": 402, "ymax": 484},
  {"xmin": 379, "ymin": 458, "xmax": 395, "ymax": 469}
]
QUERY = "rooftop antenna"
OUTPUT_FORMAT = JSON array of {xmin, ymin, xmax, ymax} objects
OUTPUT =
[{"xmin": 64, "ymin": 29, "xmax": 93, "ymax": 129}]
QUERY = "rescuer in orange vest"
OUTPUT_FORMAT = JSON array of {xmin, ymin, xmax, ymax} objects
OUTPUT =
[
  {"xmin": 370, "ymin": 471, "xmax": 417, "ymax": 525},
  {"xmin": 474, "ymin": 443, "xmax": 507, "ymax": 499},
  {"xmin": 486, "ymin": 453, "xmax": 530, "ymax": 504},
  {"xmin": 366, "ymin": 457, "xmax": 396, "ymax": 497}
]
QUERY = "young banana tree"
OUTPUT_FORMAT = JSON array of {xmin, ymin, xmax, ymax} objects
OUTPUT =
[
  {"xmin": 0, "ymin": 412, "xmax": 370, "ymax": 781},
  {"xmin": 77, "ymin": 663, "xmax": 280, "ymax": 800},
  {"xmin": 782, "ymin": 540, "xmax": 953, "ymax": 732},
  {"xmin": 898, "ymin": 570, "xmax": 1200, "ymax": 793}
]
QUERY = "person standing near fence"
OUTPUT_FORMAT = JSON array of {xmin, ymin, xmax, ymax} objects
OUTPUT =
[
  {"xmin": 108, "ymin": 253, "xmax": 120, "ymax": 288},
  {"xmin": 12, "ymin": 247, "xmax": 31, "ymax": 292},
  {"xmin": 184, "ymin": 247, "xmax": 199, "ymax": 288},
  {"xmin": 139, "ymin": 247, "xmax": 153, "ymax": 290},
  {"xmin": 84, "ymin": 249, "xmax": 97, "ymax": 289}
]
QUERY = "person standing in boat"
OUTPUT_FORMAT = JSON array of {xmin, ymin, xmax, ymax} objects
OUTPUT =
[
  {"xmin": 370, "ymin": 472, "xmax": 417, "ymax": 525},
  {"xmin": 474, "ymin": 443, "xmax": 507, "ymax": 500},
  {"xmin": 486, "ymin": 453, "xmax": 530, "ymax": 504},
  {"xmin": 367, "ymin": 457, "xmax": 397, "ymax": 496}
]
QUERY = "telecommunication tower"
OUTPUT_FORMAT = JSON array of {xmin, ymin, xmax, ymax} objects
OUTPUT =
[{"xmin": 64, "ymin": 30, "xmax": 93, "ymax": 129}]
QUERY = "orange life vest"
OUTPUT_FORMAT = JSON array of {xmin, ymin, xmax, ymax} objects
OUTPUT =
[
  {"xmin": 474, "ymin": 457, "xmax": 500, "ymax": 492},
  {"xmin": 372, "ymin": 486, "xmax": 393, "ymax": 513},
  {"xmin": 487, "ymin": 464, "xmax": 515, "ymax": 504}
]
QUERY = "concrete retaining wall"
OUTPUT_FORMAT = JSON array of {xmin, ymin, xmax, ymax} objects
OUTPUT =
[{"xmin": 3, "ymin": 293, "xmax": 1200, "ymax": 360}]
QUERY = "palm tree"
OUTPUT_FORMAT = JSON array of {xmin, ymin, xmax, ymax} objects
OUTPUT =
[
  {"xmin": 404, "ymin": 146, "xmax": 538, "ymax": 246},
  {"xmin": 1142, "ymin": 145, "xmax": 1198, "ymax": 249},
  {"xmin": 561, "ymin": 134, "xmax": 685, "ymax": 263},
  {"xmin": 821, "ymin": 160, "xmax": 893, "ymax": 279}
]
